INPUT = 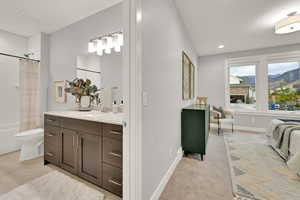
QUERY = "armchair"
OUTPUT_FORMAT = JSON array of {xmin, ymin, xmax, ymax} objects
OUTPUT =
[{"xmin": 210, "ymin": 107, "xmax": 235, "ymax": 135}]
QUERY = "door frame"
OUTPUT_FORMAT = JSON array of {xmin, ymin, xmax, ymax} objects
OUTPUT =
[{"xmin": 122, "ymin": 0, "xmax": 143, "ymax": 199}]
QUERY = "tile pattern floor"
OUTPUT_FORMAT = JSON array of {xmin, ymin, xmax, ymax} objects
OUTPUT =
[
  {"xmin": 0, "ymin": 151, "xmax": 120, "ymax": 200},
  {"xmin": 160, "ymin": 132, "xmax": 234, "ymax": 200}
]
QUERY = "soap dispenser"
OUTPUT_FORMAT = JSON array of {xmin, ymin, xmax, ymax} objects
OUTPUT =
[
  {"xmin": 112, "ymin": 100, "xmax": 118, "ymax": 113},
  {"xmin": 119, "ymin": 100, "xmax": 124, "ymax": 113}
]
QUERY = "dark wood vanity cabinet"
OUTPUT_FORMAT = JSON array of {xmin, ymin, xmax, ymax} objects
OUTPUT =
[{"xmin": 44, "ymin": 115, "xmax": 123, "ymax": 197}]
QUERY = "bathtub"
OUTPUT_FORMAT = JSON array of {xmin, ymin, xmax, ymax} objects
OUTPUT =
[{"xmin": 0, "ymin": 122, "xmax": 21, "ymax": 155}]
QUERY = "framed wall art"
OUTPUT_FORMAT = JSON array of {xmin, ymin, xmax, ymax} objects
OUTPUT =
[{"xmin": 182, "ymin": 51, "xmax": 195, "ymax": 100}]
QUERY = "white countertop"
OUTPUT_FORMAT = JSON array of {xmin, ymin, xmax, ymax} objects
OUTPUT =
[{"xmin": 44, "ymin": 110, "xmax": 124, "ymax": 126}]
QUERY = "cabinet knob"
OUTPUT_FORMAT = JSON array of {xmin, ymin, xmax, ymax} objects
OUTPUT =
[
  {"xmin": 46, "ymin": 152, "xmax": 54, "ymax": 157},
  {"xmin": 46, "ymin": 119, "xmax": 55, "ymax": 123},
  {"xmin": 109, "ymin": 179, "xmax": 122, "ymax": 187},
  {"xmin": 109, "ymin": 152, "xmax": 122, "ymax": 158},
  {"xmin": 110, "ymin": 131, "xmax": 122, "ymax": 136}
]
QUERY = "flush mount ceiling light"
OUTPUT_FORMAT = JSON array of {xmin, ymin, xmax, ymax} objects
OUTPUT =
[
  {"xmin": 88, "ymin": 31, "xmax": 124, "ymax": 56},
  {"xmin": 218, "ymin": 45, "xmax": 225, "ymax": 49},
  {"xmin": 275, "ymin": 12, "xmax": 300, "ymax": 34}
]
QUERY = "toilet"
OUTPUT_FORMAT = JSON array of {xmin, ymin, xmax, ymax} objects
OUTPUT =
[{"xmin": 15, "ymin": 128, "xmax": 44, "ymax": 161}]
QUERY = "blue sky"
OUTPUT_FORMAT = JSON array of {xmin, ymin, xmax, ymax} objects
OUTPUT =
[{"xmin": 230, "ymin": 62, "xmax": 299, "ymax": 76}]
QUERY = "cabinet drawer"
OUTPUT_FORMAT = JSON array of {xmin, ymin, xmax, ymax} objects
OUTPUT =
[
  {"xmin": 45, "ymin": 115, "xmax": 61, "ymax": 127},
  {"xmin": 62, "ymin": 118, "xmax": 100, "ymax": 136},
  {"xmin": 44, "ymin": 144, "xmax": 60, "ymax": 166},
  {"xmin": 103, "ymin": 124, "xmax": 122, "ymax": 141},
  {"xmin": 44, "ymin": 125, "xmax": 60, "ymax": 146},
  {"xmin": 103, "ymin": 137, "xmax": 122, "ymax": 168},
  {"xmin": 102, "ymin": 164, "xmax": 122, "ymax": 197}
]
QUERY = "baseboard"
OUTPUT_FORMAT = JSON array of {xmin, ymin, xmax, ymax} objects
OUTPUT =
[
  {"xmin": 210, "ymin": 123, "xmax": 266, "ymax": 133},
  {"xmin": 150, "ymin": 147, "xmax": 183, "ymax": 200}
]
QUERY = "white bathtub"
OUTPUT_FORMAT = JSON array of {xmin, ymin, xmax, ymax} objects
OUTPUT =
[{"xmin": 0, "ymin": 122, "xmax": 21, "ymax": 155}]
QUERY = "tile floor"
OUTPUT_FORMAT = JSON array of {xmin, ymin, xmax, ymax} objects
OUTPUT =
[
  {"xmin": 0, "ymin": 151, "xmax": 120, "ymax": 200},
  {"xmin": 160, "ymin": 132, "xmax": 234, "ymax": 200}
]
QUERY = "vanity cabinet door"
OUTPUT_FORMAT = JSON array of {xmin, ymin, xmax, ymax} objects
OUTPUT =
[
  {"xmin": 78, "ymin": 132, "xmax": 102, "ymax": 186},
  {"xmin": 60, "ymin": 129, "xmax": 78, "ymax": 174}
]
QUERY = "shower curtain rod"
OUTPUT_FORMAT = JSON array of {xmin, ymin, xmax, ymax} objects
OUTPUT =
[{"xmin": 0, "ymin": 52, "xmax": 40, "ymax": 62}]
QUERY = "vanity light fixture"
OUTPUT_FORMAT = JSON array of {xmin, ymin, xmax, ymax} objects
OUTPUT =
[
  {"xmin": 218, "ymin": 45, "xmax": 225, "ymax": 49},
  {"xmin": 275, "ymin": 12, "xmax": 300, "ymax": 34},
  {"xmin": 88, "ymin": 31, "xmax": 124, "ymax": 56}
]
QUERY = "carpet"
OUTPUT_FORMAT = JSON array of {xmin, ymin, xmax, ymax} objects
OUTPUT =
[
  {"xmin": 224, "ymin": 132, "xmax": 300, "ymax": 200},
  {"xmin": 0, "ymin": 171, "xmax": 104, "ymax": 200}
]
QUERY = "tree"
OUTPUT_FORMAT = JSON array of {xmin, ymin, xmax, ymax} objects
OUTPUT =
[{"xmin": 270, "ymin": 86, "xmax": 297, "ymax": 104}]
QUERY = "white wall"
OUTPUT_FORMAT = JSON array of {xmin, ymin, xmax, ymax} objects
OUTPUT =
[
  {"xmin": 141, "ymin": 0, "xmax": 198, "ymax": 199},
  {"xmin": 48, "ymin": 3, "xmax": 123, "ymax": 110},
  {"xmin": 198, "ymin": 43, "xmax": 300, "ymax": 130},
  {"xmin": 0, "ymin": 30, "xmax": 27, "ymax": 154}
]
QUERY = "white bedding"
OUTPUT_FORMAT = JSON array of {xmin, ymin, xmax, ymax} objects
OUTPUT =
[
  {"xmin": 267, "ymin": 119, "xmax": 300, "ymax": 174},
  {"xmin": 290, "ymin": 130, "xmax": 300, "ymax": 157}
]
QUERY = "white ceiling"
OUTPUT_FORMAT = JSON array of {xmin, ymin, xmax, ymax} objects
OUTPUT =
[
  {"xmin": 0, "ymin": 0, "xmax": 122, "ymax": 37},
  {"xmin": 175, "ymin": 0, "xmax": 300, "ymax": 56}
]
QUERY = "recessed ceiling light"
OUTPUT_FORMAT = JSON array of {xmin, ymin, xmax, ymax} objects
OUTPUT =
[
  {"xmin": 275, "ymin": 12, "xmax": 300, "ymax": 34},
  {"xmin": 218, "ymin": 45, "xmax": 225, "ymax": 49}
]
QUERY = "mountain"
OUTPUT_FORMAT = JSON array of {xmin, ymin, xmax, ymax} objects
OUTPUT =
[{"xmin": 237, "ymin": 68, "xmax": 300, "ymax": 87}]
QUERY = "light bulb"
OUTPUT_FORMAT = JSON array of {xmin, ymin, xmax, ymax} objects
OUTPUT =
[
  {"xmin": 117, "ymin": 33, "xmax": 124, "ymax": 46},
  {"xmin": 96, "ymin": 39, "xmax": 103, "ymax": 56},
  {"xmin": 88, "ymin": 41, "xmax": 96, "ymax": 53},
  {"xmin": 106, "ymin": 36, "xmax": 113, "ymax": 48},
  {"xmin": 104, "ymin": 37, "xmax": 112, "ymax": 54}
]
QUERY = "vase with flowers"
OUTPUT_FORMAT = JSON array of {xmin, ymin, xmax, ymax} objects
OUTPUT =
[{"xmin": 65, "ymin": 78, "xmax": 100, "ymax": 111}]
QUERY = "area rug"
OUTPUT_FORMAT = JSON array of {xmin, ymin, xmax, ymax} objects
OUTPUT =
[
  {"xmin": 0, "ymin": 171, "xmax": 104, "ymax": 200},
  {"xmin": 224, "ymin": 132, "xmax": 300, "ymax": 200}
]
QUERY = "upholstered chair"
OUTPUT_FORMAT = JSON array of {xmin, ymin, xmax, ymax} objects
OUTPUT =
[{"xmin": 210, "ymin": 108, "xmax": 235, "ymax": 135}]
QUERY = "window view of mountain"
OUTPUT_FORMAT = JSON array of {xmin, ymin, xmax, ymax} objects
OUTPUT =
[{"xmin": 230, "ymin": 62, "xmax": 300, "ymax": 111}]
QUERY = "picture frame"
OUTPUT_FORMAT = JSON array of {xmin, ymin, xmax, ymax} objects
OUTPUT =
[
  {"xmin": 54, "ymin": 81, "xmax": 67, "ymax": 103},
  {"xmin": 182, "ymin": 51, "xmax": 195, "ymax": 100}
]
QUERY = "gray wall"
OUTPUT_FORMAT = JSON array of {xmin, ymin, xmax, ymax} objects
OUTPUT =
[
  {"xmin": 48, "ymin": 3, "xmax": 122, "ymax": 110},
  {"xmin": 141, "ymin": 0, "xmax": 197, "ymax": 199},
  {"xmin": 198, "ymin": 43, "xmax": 300, "ymax": 129}
]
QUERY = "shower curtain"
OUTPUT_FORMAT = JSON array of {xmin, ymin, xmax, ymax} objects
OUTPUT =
[{"xmin": 19, "ymin": 59, "xmax": 41, "ymax": 131}]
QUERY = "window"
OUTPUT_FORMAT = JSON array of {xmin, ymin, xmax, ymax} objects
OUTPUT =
[
  {"xmin": 227, "ymin": 52, "xmax": 300, "ymax": 113},
  {"xmin": 268, "ymin": 62, "xmax": 300, "ymax": 111},
  {"xmin": 229, "ymin": 65, "xmax": 256, "ymax": 110}
]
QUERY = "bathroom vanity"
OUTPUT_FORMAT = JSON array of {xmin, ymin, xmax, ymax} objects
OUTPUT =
[{"xmin": 43, "ymin": 111, "xmax": 123, "ymax": 197}]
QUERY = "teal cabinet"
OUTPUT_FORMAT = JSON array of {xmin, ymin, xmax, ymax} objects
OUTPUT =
[{"xmin": 181, "ymin": 104, "xmax": 210, "ymax": 160}]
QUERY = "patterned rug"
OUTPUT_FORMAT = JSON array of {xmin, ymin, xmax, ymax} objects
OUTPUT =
[
  {"xmin": 224, "ymin": 132, "xmax": 300, "ymax": 200},
  {"xmin": 0, "ymin": 171, "xmax": 104, "ymax": 200}
]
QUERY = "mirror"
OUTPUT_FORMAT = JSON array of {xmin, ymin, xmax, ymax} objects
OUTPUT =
[{"xmin": 76, "ymin": 53, "xmax": 122, "ymax": 103}]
